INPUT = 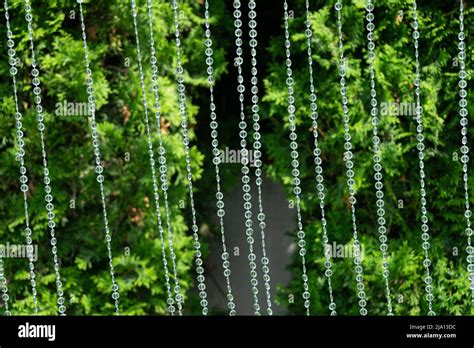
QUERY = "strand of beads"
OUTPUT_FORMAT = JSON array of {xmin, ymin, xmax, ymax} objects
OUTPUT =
[
  {"xmin": 146, "ymin": 0, "xmax": 187, "ymax": 316},
  {"xmin": 304, "ymin": 0, "xmax": 336, "ymax": 316},
  {"xmin": 4, "ymin": 0, "xmax": 39, "ymax": 314},
  {"xmin": 232, "ymin": 0, "xmax": 261, "ymax": 315},
  {"xmin": 147, "ymin": 0, "xmax": 194, "ymax": 316},
  {"xmin": 23, "ymin": 0, "xmax": 66, "ymax": 315},
  {"xmin": 335, "ymin": 0, "xmax": 367, "ymax": 316},
  {"xmin": 78, "ymin": 0, "xmax": 120, "ymax": 315},
  {"xmin": 203, "ymin": 0, "xmax": 236, "ymax": 315},
  {"xmin": 457, "ymin": 0, "xmax": 474, "ymax": 297},
  {"xmin": 365, "ymin": 0, "xmax": 393, "ymax": 315},
  {"xmin": 0, "ymin": 260, "xmax": 11, "ymax": 315},
  {"xmin": 131, "ymin": 0, "xmax": 179, "ymax": 315},
  {"xmin": 411, "ymin": 0, "xmax": 435, "ymax": 316},
  {"xmin": 247, "ymin": 0, "xmax": 272, "ymax": 316},
  {"xmin": 170, "ymin": 0, "xmax": 211, "ymax": 315},
  {"xmin": 283, "ymin": 0, "xmax": 311, "ymax": 316}
]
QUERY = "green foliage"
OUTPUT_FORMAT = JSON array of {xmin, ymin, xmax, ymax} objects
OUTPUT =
[
  {"xmin": 1, "ymin": 0, "xmax": 472, "ymax": 317},
  {"xmin": 263, "ymin": 0, "xmax": 473, "ymax": 315},
  {"xmin": 0, "ymin": 0, "xmax": 228, "ymax": 315}
]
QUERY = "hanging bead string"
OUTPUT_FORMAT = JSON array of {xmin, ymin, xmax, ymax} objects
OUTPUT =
[
  {"xmin": 147, "ymin": 0, "xmax": 189, "ymax": 315},
  {"xmin": 4, "ymin": 0, "xmax": 39, "ymax": 315},
  {"xmin": 334, "ymin": 0, "xmax": 368, "ymax": 316},
  {"xmin": 283, "ymin": 0, "xmax": 310, "ymax": 316},
  {"xmin": 147, "ymin": 0, "xmax": 193, "ymax": 316},
  {"xmin": 247, "ymin": 0, "xmax": 272, "ymax": 316},
  {"xmin": 0, "ymin": 260, "xmax": 11, "ymax": 315},
  {"xmin": 149, "ymin": 0, "xmax": 206, "ymax": 316},
  {"xmin": 203, "ymin": 0, "xmax": 236, "ymax": 315},
  {"xmin": 23, "ymin": 0, "xmax": 66, "ymax": 316},
  {"xmin": 232, "ymin": 0, "xmax": 261, "ymax": 315},
  {"xmin": 78, "ymin": 0, "xmax": 120, "ymax": 315},
  {"xmin": 304, "ymin": 0, "xmax": 336, "ymax": 316},
  {"xmin": 457, "ymin": 0, "xmax": 474, "ymax": 298},
  {"xmin": 170, "ymin": 0, "xmax": 211, "ymax": 316},
  {"xmin": 131, "ymin": 0, "xmax": 180, "ymax": 315},
  {"xmin": 411, "ymin": 0, "xmax": 435, "ymax": 316},
  {"xmin": 364, "ymin": 0, "xmax": 393, "ymax": 315}
]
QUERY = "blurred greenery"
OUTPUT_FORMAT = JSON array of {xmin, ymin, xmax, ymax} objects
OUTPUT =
[{"xmin": 0, "ymin": 0, "xmax": 473, "ymax": 316}]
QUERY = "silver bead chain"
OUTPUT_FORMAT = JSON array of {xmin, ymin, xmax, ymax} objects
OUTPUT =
[
  {"xmin": 203, "ymin": 0, "xmax": 236, "ymax": 315},
  {"xmin": 283, "ymin": 0, "xmax": 311, "ymax": 316},
  {"xmin": 4, "ymin": 0, "xmax": 39, "ymax": 315},
  {"xmin": 232, "ymin": 0, "xmax": 261, "ymax": 315},
  {"xmin": 364, "ymin": 0, "xmax": 393, "ymax": 315},
  {"xmin": 335, "ymin": 0, "xmax": 368, "ymax": 316},
  {"xmin": 247, "ymin": 0, "xmax": 272, "ymax": 316},
  {"xmin": 23, "ymin": 0, "xmax": 66, "ymax": 316},
  {"xmin": 0, "ymin": 260, "xmax": 11, "ymax": 315},
  {"xmin": 304, "ymin": 0, "xmax": 336, "ymax": 316},
  {"xmin": 131, "ymin": 0, "xmax": 181, "ymax": 315},
  {"xmin": 148, "ymin": 0, "xmax": 198, "ymax": 316},
  {"xmin": 147, "ymin": 0, "xmax": 189, "ymax": 315},
  {"xmin": 78, "ymin": 0, "xmax": 120, "ymax": 315},
  {"xmin": 457, "ymin": 0, "xmax": 474, "ymax": 297},
  {"xmin": 171, "ymin": 0, "xmax": 209, "ymax": 315},
  {"xmin": 411, "ymin": 0, "xmax": 435, "ymax": 316},
  {"xmin": 161, "ymin": 0, "xmax": 205, "ymax": 315}
]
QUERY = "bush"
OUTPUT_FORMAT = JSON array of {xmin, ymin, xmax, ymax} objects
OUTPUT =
[
  {"xmin": 0, "ymin": 0, "xmax": 227, "ymax": 315},
  {"xmin": 262, "ymin": 0, "xmax": 473, "ymax": 315}
]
